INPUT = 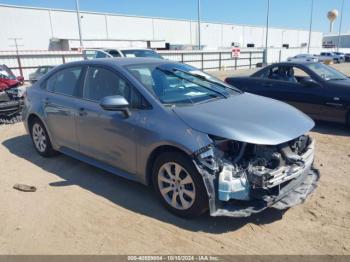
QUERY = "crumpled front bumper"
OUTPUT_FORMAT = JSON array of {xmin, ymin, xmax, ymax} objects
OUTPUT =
[
  {"xmin": 194, "ymin": 137, "xmax": 320, "ymax": 218},
  {"xmin": 211, "ymin": 167, "xmax": 320, "ymax": 217}
]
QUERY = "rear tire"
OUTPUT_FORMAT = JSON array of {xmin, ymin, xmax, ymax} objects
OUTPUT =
[
  {"xmin": 29, "ymin": 118, "xmax": 57, "ymax": 157},
  {"xmin": 152, "ymin": 152, "xmax": 208, "ymax": 218}
]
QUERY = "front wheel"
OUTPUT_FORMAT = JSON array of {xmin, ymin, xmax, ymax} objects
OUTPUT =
[{"xmin": 152, "ymin": 152, "xmax": 208, "ymax": 218}]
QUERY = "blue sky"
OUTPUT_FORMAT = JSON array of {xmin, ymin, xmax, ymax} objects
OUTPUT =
[{"xmin": 0, "ymin": 0, "xmax": 348, "ymax": 33}]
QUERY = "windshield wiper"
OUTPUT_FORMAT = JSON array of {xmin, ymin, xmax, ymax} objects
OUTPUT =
[{"xmin": 156, "ymin": 67, "xmax": 230, "ymax": 99}]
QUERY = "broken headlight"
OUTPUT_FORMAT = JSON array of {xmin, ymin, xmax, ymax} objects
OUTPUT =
[{"xmin": 194, "ymin": 144, "xmax": 220, "ymax": 171}]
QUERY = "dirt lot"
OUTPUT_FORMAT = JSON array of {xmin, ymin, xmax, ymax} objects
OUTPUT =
[{"xmin": 0, "ymin": 64, "xmax": 350, "ymax": 255}]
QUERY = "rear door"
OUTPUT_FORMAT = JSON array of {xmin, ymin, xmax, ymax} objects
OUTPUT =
[{"xmin": 43, "ymin": 66, "xmax": 84, "ymax": 150}]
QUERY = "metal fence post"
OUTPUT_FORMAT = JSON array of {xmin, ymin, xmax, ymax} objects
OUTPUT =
[
  {"xmin": 235, "ymin": 57, "xmax": 238, "ymax": 70},
  {"xmin": 249, "ymin": 52, "xmax": 252, "ymax": 69},
  {"xmin": 201, "ymin": 52, "xmax": 204, "ymax": 70},
  {"xmin": 279, "ymin": 50, "xmax": 282, "ymax": 62},
  {"xmin": 62, "ymin": 55, "xmax": 66, "ymax": 64},
  {"xmin": 181, "ymin": 53, "xmax": 184, "ymax": 63},
  {"xmin": 219, "ymin": 52, "xmax": 222, "ymax": 70}
]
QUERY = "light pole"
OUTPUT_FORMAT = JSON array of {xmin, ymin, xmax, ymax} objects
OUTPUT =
[
  {"xmin": 337, "ymin": 0, "xmax": 345, "ymax": 51},
  {"xmin": 307, "ymin": 0, "xmax": 314, "ymax": 53},
  {"xmin": 197, "ymin": 0, "xmax": 201, "ymax": 50},
  {"xmin": 264, "ymin": 0, "xmax": 270, "ymax": 63},
  {"xmin": 75, "ymin": 0, "xmax": 83, "ymax": 49},
  {"xmin": 281, "ymin": 30, "xmax": 286, "ymax": 47}
]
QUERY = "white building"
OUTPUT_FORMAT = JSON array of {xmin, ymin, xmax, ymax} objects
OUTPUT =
[
  {"xmin": 0, "ymin": 4, "xmax": 323, "ymax": 51},
  {"xmin": 323, "ymin": 34, "xmax": 350, "ymax": 48}
]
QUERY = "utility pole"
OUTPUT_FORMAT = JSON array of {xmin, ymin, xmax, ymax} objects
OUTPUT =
[
  {"xmin": 264, "ymin": 0, "xmax": 270, "ymax": 63},
  {"xmin": 75, "ymin": 0, "xmax": 84, "ymax": 50},
  {"xmin": 337, "ymin": 0, "xmax": 345, "ymax": 51},
  {"xmin": 197, "ymin": 0, "xmax": 201, "ymax": 50},
  {"xmin": 9, "ymin": 38, "xmax": 24, "ymax": 77},
  {"xmin": 307, "ymin": 0, "xmax": 314, "ymax": 54},
  {"xmin": 9, "ymin": 38, "xmax": 23, "ymax": 55}
]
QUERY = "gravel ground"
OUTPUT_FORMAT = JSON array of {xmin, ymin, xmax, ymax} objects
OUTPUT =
[{"xmin": 0, "ymin": 65, "xmax": 349, "ymax": 255}]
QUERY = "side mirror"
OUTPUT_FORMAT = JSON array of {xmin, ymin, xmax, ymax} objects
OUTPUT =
[
  {"xmin": 100, "ymin": 95, "xmax": 131, "ymax": 117},
  {"xmin": 300, "ymin": 77, "xmax": 319, "ymax": 88}
]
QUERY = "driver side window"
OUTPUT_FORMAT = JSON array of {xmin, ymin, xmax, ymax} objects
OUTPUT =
[
  {"xmin": 83, "ymin": 66, "xmax": 150, "ymax": 109},
  {"xmin": 292, "ymin": 67, "xmax": 315, "ymax": 86},
  {"xmin": 265, "ymin": 66, "xmax": 300, "ymax": 84}
]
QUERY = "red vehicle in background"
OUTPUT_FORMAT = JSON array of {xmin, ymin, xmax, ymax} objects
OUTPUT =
[
  {"xmin": 0, "ymin": 64, "xmax": 24, "ymax": 118},
  {"xmin": 0, "ymin": 64, "xmax": 24, "ymax": 91}
]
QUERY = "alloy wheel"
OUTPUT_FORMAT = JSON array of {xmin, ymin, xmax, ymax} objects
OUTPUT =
[
  {"xmin": 157, "ymin": 162, "xmax": 196, "ymax": 210},
  {"xmin": 32, "ymin": 123, "xmax": 47, "ymax": 153}
]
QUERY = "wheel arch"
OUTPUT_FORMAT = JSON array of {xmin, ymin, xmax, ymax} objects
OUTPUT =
[
  {"xmin": 27, "ymin": 113, "xmax": 56, "ymax": 148},
  {"xmin": 145, "ymin": 145, "xmax": 192, "ymax": 186}
]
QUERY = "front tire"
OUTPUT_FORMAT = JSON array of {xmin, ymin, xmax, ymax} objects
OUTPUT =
[
  {"xmin": 30, "ymin": 118, "xmax": 57, "ymax": 157},
  {"xmin": 152, "ymin": 152, "xmax": 208, "ymax": 218}
]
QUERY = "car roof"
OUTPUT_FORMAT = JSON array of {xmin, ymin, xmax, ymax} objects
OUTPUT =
[
  {"xmin": 61, "ymin": 57, "xmax": 169, "ymax": 68},
  {"xmin": 84, "ymin": 48, "xmax": 155, "ymax": 52},
  {"xmin": 269, "ymin": 61, "xmax": 317, "ymax": 67}
]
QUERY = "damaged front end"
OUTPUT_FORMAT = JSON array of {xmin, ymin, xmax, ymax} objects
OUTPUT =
[{"xmin": 193, "ymin": 135, "xmax": 320, "ymax": 217}]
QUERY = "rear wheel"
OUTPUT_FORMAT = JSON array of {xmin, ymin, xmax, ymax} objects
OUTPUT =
[
  {"xmin": 152, "ymin": 152, "xmax": 208, "ymax": 218},
  {"xmin": 30, "ymin": 118, "xmax": 57, "ymax": 157}
]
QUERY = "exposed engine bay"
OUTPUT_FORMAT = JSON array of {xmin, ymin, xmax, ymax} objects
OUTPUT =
[{"xmin": 193, "ymin": 134, "xmax": 319, "ymax": 217}]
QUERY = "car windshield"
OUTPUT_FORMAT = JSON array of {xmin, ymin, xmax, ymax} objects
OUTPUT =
[
  {"xmin": 125, "ymin": 63, "xmax": 240, "ymax": 105},
  {"xmin": 306, "ymin": 63, "xmax": 348, "ymax": 81},
  {"xmin": 121, "ymin": 50, "xmax": 162, "ymax": 59},
  {"xmin": 0, "ymin": 69, "xmax": 15, "ymax": 80}
]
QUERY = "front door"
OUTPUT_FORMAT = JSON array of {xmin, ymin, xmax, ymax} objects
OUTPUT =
[{"xmin": 76, "ymin": 66, "xmax": 141, "ymax": 174}]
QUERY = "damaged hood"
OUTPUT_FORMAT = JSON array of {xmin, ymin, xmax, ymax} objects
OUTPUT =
[{"xmin": 173, "ymin": 93, "xmax": 314, "ymax": 145}]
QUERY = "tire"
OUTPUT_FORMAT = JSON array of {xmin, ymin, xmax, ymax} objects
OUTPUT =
[
  {"xmin": 152, "ymin": 151, "xmax": 208, "ymax": 218},
  {"xmin": 29, "ymin": 118, "xmax": 57, "ymax": 157}
]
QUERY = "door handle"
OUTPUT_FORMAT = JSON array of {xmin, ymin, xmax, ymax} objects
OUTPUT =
[
  {"xmin": 79, "ymin": 108, "xmax": 88, "ymax": 116},
  {"xmin": 43, "ymin": 98, "xmax": 50, "ymax": 106},
  {"xmin": 263, "ymin": 83, "xmax": 273, "ymax": 87},
  {"xmin": 326, "ymin": 102, "xmax": 343, "ymax": 107}
]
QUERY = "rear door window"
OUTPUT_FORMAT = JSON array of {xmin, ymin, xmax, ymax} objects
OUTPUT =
[{"xmin": 46, "ymin": 67, "xmax": 83, "ymax": 96}]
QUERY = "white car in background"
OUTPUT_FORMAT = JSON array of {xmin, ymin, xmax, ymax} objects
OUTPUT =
[
  {"xmin": 83, "ymin": 48, "xmax": 163, "ymax": 60},
  {"xmin": 318, "ymin": 52, "xmax": 344, "ymax": 63},
  {"xmin": 333, "ymin": 52, "xmax": 346, "ymax": 62},
  {"xmin": 287, "ymin": 54, "xmax": 318, "ymax": 63}
]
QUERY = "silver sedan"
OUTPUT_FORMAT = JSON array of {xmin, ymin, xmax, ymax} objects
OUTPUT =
[{"xmin": 22, "ymin": 58, "xmax": 319, "ymax": 218}]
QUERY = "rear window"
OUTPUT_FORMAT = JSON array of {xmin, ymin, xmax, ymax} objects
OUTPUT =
[{"xmin": 121, "ymin": 50, "xmax": 162, "ymax": 59}]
